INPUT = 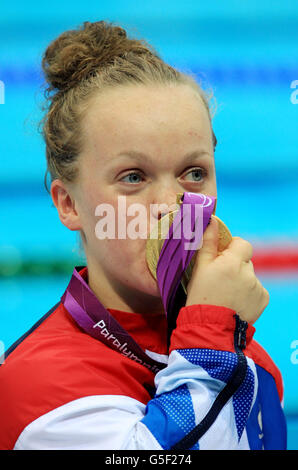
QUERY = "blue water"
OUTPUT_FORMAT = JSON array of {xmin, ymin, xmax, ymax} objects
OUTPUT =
[{"xmin": 0, "ymin": 0, "xmax": 297, "ymax": 449}]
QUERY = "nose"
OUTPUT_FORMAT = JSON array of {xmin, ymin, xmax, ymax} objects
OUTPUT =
[{"xmin": 151, "ymin": 189, "xmax": 180, "ymax": 221}]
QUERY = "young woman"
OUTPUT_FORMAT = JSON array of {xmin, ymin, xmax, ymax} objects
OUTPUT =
[{"xmin": 0, "ymin": 20, "xmax": 286, "ymax": 450}]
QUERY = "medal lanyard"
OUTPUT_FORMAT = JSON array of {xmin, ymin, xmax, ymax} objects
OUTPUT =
[
  {"xmin": 157, "ymin": 192, "xmax": 216, "ymax": 318},
  {"xmin": 61, "ymin": 267, "xmax": 166, "ymax": 374}
]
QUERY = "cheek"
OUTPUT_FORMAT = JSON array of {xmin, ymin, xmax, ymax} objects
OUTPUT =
[
  {"xmin": 79, "ymin": 190, "xmax": 118, "ymax": 242},
  {"xmin": 97, "ymin": 237, "xmax": 159, "ymax": 294},
  {"xmin": 203, "ymin": 174, "xmax": 217, "ymax": 200},
  {"xmin": 94, "ymin": 236, "xmax": 148, "ymax": 271},
  {"xmin": 78, "ymin": 190, "xmax": 159, "ymax": 289}
]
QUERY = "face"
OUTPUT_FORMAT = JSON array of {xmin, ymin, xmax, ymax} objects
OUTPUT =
[{"xmin": 53, "ymin": 84, "xmax": 217, "ymax": 313}]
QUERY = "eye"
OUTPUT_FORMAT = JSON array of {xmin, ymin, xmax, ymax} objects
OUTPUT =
[
  {"xmin": 183, "ymin": 167, "xmax": 207, "ymax": 182},
  {"xmin": 120, "ymin": 170, "xmax": 144, "ymax": 184}
]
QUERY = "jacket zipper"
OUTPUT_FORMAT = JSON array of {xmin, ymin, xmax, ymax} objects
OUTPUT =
[
  {"xmin": 235, "ymin": 313, "xmax": 248, "ymax": 351},
  {"xmin": 170, "ymin": 314, "xmax": 248, "ymax": 450}
]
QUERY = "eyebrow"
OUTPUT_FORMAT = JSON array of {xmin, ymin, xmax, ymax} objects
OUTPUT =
[{"xmin": 116, "ymin": 150, "xmax": 212, "ymax": 164}]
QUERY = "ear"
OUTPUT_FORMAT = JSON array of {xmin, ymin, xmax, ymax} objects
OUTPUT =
[{"xmin": 50, "ymin": 179, "xmax": 82, "ymax": 231}]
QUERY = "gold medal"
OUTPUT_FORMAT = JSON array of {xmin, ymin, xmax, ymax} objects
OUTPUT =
[{"xmin": 146, "ymin": 193, "xmax": 232, "ymax": 293}]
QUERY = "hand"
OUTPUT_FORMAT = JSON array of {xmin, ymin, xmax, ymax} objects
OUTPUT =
[{"xmin": 185, "ymin": 216, "xmax": 269, "ymax": 324}]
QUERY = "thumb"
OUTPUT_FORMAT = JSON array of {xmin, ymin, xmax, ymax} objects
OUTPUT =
[{"xmin": 196, "ymin": 215, "xmax": 219, "ymax": 266}]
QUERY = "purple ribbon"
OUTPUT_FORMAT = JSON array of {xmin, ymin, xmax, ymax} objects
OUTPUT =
[
  {"xmin": 61, "ymin": 267, "xmax": 166, "ymax": 373},
  {"xmin": 156, "ymin": 192, "xmax": 216, "ymax": 317}
]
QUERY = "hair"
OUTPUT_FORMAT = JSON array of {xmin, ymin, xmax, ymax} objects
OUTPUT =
[{"xmin": 39, "ymin": 20, "xmax": 217, "ymax": 193}]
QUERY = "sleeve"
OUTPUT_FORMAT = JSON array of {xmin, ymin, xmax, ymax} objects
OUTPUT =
[{"xmin": 14, "ymin": 305, "xmax": 261, "ymax": 450}]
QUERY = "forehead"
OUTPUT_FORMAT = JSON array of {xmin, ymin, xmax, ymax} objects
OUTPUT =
[{"xmin": 80, "ymin": 84, "xmax": 212, "ymax": 156}]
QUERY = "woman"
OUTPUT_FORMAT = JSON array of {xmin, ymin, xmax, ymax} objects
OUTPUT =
[{"xmin": 0, "ymin": 20, "xmax": 286, "ymax": 450}]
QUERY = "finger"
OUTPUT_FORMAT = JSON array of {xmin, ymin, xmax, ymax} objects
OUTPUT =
[
  {"xmin": 196, "ymin": 216, "xmax": 219, "ymax": 266},
  {"xmin": 253, "ymin": 277, "xmax": 270, "ymax": 313},
  {"xmin": 246, "ymin": 259, "xmax": 255, "ymax": 271},
  {"xmin": 226, "ymin": 237, "xmax": 253, "ymax": 263}
]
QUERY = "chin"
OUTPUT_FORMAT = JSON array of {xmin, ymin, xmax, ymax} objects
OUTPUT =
[{"xmin": 132, "ymin": 269, "xmax": 162, "ymax": 299}]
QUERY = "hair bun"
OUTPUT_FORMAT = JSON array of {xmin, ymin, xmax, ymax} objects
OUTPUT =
[{"xmin": 42, "ymin": 20, "xmax": 159, "ymax": 94}]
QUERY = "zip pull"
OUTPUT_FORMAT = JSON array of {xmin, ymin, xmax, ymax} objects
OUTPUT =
[{"xmin": 234, "ymin": 314, "xmax": 248, "ymax": 350}]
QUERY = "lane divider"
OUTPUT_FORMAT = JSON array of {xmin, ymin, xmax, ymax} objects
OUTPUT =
[{"xmin": 252, "ymin": 248, "xmax": 298, "ymax": 272}]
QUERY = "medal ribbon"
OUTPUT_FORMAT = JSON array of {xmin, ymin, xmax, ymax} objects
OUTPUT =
[
  {"xmin": 61, "ymin": 267, "xmax": 166, "ymax": 373},
  {"xmin": 156, "ymin": 192, "xmax": 216, "ymax": 318}
]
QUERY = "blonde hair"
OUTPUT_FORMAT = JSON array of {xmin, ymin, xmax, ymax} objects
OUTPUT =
[{"xmin": 40, "ymin": 20, "xmax": 217, "ymax": 193}]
